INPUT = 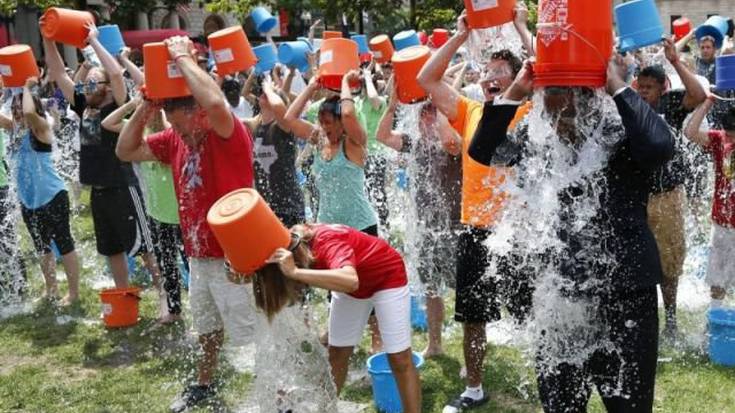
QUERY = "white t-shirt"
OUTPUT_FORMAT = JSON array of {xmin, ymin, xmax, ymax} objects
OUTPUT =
[{"xmin": 231, "ymin": 97, "xmax": 253, "ymax": 119}]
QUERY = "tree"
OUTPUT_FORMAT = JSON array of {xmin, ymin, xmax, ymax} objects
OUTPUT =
[{"xmin": 0, "ymin": 0, "xmax": 71, "ymax": 16}]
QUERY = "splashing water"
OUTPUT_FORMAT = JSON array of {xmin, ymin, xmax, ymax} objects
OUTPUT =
[{"xmin": 467, "ymin": 22, "xmax": 525, "ymax": 69}]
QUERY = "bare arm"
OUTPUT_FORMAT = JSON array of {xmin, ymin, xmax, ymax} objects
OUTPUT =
[
  {"xmin": 341, "ymin": 70, "xmax": 367, "ymax": 148},
  {"xmin": 683, "ymin": 96, "xmax": 714, "ymax": 147},
  {"xmin": 0, "ymin": 112, "xmax": 12, "ymax": 130},
  {"xmin": 376, "ymin": 87, "xmax": 404, "ymax": 151},
  {"xmin": 283, "ymin": 79, "xmax": 319, "ymax": 139},
  {"xmin": 102, "ymin": 97, "xmax": 139, "ymax": 133},
  {"xmin": 513, "ymin": 2, "xmax": 535, "ymax": 57},
  {"xmin": 281, "ymin": 67, "xmax": 295, "ymax": 103},
  {"xmin": 675, "ymin": 30, "xmax": 694, "ymax": 53},
  {"xmin": 451, "ymin": 62, "xmax": 468, "ymax": 91},
  {"xmin": 663, "ymin": 37, "xmax": 706, "ymax": 109},
  {"xmin": 262, "ymin": 78, "xmax": 290, "ymax": 131},
  {"xmin": 86, "ymin": 24, "xmax": 127, "ymax": 106},
  {"xmin": 116, "ymin": 100, "xmax": 158, "ymax": 162},
  {"xmin": 118, "ymin": 47, "xmax": 144, "ymax": 87},
  {"xmin": 269, "ymin": 247, "xmax": 359, "ymax": 293},
  {"xmin": 363, "ymin": 66, "xmax": 385, "ymax": 110},
  {"xmin": 42, "ymin": 37, "xmax": 75, "ymax": 102},
  {"xmin": 438, "ymin": 113, "xmax": 462, "ymax": 156},
  {"xmin": 22, "ymin": 78, "xmax": 52, "ymax": 144}
]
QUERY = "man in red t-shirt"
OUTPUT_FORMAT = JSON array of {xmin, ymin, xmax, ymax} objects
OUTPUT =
[{"xmin": 116, "ymin": 36, "xmax": 255, "ymax": 412}]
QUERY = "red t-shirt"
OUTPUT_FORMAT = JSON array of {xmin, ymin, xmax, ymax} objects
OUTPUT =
[
  {"xmin": 147, "ymin": 118, "xmax": 254, "ymax": 257},
  {"xmin": 310, "ymin": 224, "xmax": 407, "ymax": 299},
  {"xmin": 707, "ymin": 130, "xmax": 735, "ymax": 228}
]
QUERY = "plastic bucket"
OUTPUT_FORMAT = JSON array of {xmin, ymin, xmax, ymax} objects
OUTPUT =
[
  {"xmin": 251, "ymin": 7, "xmax": 277, "ymax": 33},
  {"xmin": 392, "ymin": 45, "xmax": 431, "ymax": 104},
  {"xmin": 418, "ymin": 31, "xmax": 428, "ymax": 46},
  {"xmin": 207, "ymin": 188, "xmax": 291, "ymax": 274},
  {"xmin": 323, "ymin": 30, "xmax": 342, "ymax": 40},
  {"xmin": 279, "ymin": 41, "xmax": 311, "ymax": 73},
  {"xmin": 40, "ymin": 7, "xmax": 94, "ymax": 49},
  {"xmin": 367, "ymin": 352, "xmax": 425, "ymax": 413},
  {"xmin": 142, "ymin": 42, "xmax": 192, "ymax": 99},
  {"xmin": 672, "ymin": 17, "xmax": 692, "ymax": 41},
  {"xmin": 614, "ymin": 0, "xmax": 663, "ymax": 53},
  {"xmin": 695, "ymin": 15, "xmax": 729, "ymax": 49},
  {"xmin": 351, "ymin": 34, "xmax": 370, "ymax": 54},
  {"xmin": 430, "ymin": 29, "xmax": 449, "ymax": 48},
  {"xmin": 715, "ymin": 55, "xmax": 735, "ymax": 91},
  {"xmin": 253, "ymin": 44, "xmax": 277, "ymax": 75},
  {"xmin": 464, "ymin": 0, "xmax": 516, "ymax": 29},
  {"xmin": 370, "ymin": 35, "xmax": 395, "ymax": 64},
  {"xmin": 318, "ymin": 38, "xmax": 360, "ymax": 91},
  {"xmin": 708, "ymin": 307, "xmax": 735, "ymax": 367},
  {"xmin": 0, "ymin": 45, "xmax": 40, "ymax": 88},
  {"xmin": 99, "ymin": 287, "xmax": 141, "ymax": 328},
  {"xmin": 393, "ymin": 30, "xmax": 420, "ymax": 51},
  {"xmin": 410, "ymin": 295, "xmax": 428, "ymax": 331},
  {"xmin": 534, "ymin": 0, "xmax": 613, "ymax": 88},
  {"xmin": 209, "ymin": 26, "xmax": 257, "ymax": 76},
  {"xmin": 97, "ymin": 24, "xmax": 125, "ymax": 56}
]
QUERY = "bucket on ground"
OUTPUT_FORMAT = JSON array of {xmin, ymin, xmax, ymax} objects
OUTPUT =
[
  {"xmin": 672, "ymin": 17, "xmax": 692, "ymax": 41},
  {"xmin": 98, "ymin": 24, "xmax": 125, "ymax": 56},
  {"xmin": 0, "ymin": 45, "xmax": 40, "ymax": 88},
  {"xmin": 463, "ymin": 0, "xmax": 516, "ymax": 29},
  {"xmin": 614, "ymin": 0, "xmax": 664, "ymax": 53},
  {"xmin": 715, "ymin": 55, "xmax": 735, "ymax": 91},
  {"xmin": 207, "ymin": 188, "xmax": 291, "ymax": 274},
  {"xmin": 367, "ymin": 352, "xmax": 425, "ymax": 413},
  {"xmin": 708, "ymin": 307, "xmax": 735, "ymax": 367},
  {"xmin": 534, "ymin": 0, "xmax": 613, "ymax": 88},
  {"xmin": 318, "ymin": 38, "xmax": 360, "ymax": 91},
  {"xmin": 370, "ymin": 35, "xmax": 395, "ymax": 64},
  {"xmin": 430, "ymin": 29, "xmax": 449, "ymax": 48},
  {"xmin": 143, "ymin": 42, "xmax": 192, "ymax": 99},
  {"xmin": 99, "ymin": 287, "xmax": 141, "ymax": 328},
  {"xmin": 323, "ymin": 30, "xmax": 342, "ymax": 40},
  {"xmin": 208, "ymin": 26, "xmax": 257, "ymax": 76},
  {"xmin": 40, "ymin": 7, "xmax": 94, "ymax": 49},
  {"xmin": 251, "ymin": 7, "xmax": 277, "ymax": 33},
  {"xmin": 279, "ymin": 40, "xmax": 311, "ymax": 73},
  {"xmin": 392, "ymin": 45, "xmax": 431, "ymax": 104},
  {"xmin": 410, "ymin": 295, "xmax": 428, "ymax": 331},
  {"xmin": 695, "ymin": 15, "xmax": 729, "ymax": 49},
  {"xmin": 253, "ymin": 44, "xmax": 277, "ymax": 75},
  {"xmin": 393, "ymin": 30, "xmax": 420, "ymax": 51}
]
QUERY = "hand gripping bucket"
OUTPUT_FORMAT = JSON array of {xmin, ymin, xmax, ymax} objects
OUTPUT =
[
  {"xmin": 99, "ymin": 287, "xmax": 142, "ymax": 328},
  {"xmin": 370, "ymin": 35, "xmax": 395, "ymax": 64},
  {"xmin": 463, "ymin": 0, "xmax": 516, "ymax": 29},
  {"xmin": 323, "ymin": 30, "xmax": 342, "ymax": 40},
  {"xmin": 393, "ymin": 30, "xmax": 420, "ymax": 51},
  {"xmin": 98, "ymin": 24, "xmax": 125, "ymax": 56},
  {"xmin": 715, "ymin": 55, "xmax": 735, "ymax": 91},
  {"xmin": 672, "ymin": 17, "xmax": 692, "ymax": 42},
  {"xmin": 208, "ymin": 26, "xmax": 257, "ymax": 76},
  {"xmin": 614, "ymin": 0, "xmax": 664, "ymax": 53},
  {"xmin": 708, "ymin": 307, "xmax": 735, "ymax": 367},
  {"xmin": 367, "ymin": 352, "xmax": 424, "ymax": 413},
  {"xmin": 392, "ymin": 45, "xmax": 431, "ymax": 104},
  {"xmin": 534, "ymin": 0, "xmax": 613, "ymax": 88},
  {"xmin": 142, "ymin": 42, "xmax": 192, "ymax": 100},
  {"xmin": 40, "ymin": 7, "xmax": 94, "ymax": 49},
  {"xmin": 207, "ymin": 188, "xmax": 291, "ymax": 274},
  {"xmin": 318, "ymin": 38, "xmax": 360, "ymax": 91},
  {"xmin": 0, "ymin": 45, "xmax": 40, "ymax": 88},
  {"xmin": 251, "ymin": 7, "xmax": 277, "ymax": 33},
  {"xmin": 695, "ymin": 16, "xmax": 729, "ymax": 49},
  {"xmin": 279, "ymin": 41, "xmax": 311, "ymax": 73},
  {"xmin": 430, "ymin": 29, "xmax": 449, "ymax": 48},
  {"xmin": 253, "ymin": 44, "xmax": 278, "ymax": 75}
]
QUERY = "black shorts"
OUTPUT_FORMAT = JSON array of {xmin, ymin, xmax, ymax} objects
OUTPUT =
[
  {"xmin": 21, "ymin": 190, "xmax": 75, "ymax": 256},
  {"xmin": 91, "ymin": 186, "xmax": 153, "ymax": 257},
  {"xmin": 455, "ymin": 226, "xmax": 501, "ymax": 323}
]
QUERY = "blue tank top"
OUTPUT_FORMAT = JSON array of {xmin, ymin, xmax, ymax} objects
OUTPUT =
[
  {"xmin": 312, "ymin": 141, "xmax": 377, "ymax": 230},
  {"xmin": 12, "ymin": 131, "xmax": 66, "ymax": 209}
]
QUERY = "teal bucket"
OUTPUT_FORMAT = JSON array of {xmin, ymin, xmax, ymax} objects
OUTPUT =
[
  {"xmin": 695, "ymin": 15, "xmax": 729, "ymax": 49},
  {"xmin": 708, "ymin": 308, "xmax": 735, "ymax": 367},
  {"xmin": 98, "ymin": 24, "xmax": 125, "ymax": 56},
  {"xmin": 614, "ymin": 0, "xmax": 663, "ymax": 53},
  {"xmin": 251, "ymin": 7, "xmax": 277, "ymax": 33},
  {"xmin": 253, "ymin": 44, "xmax": 277, "ymax": 75},
  {"xmin": 393, "ymin": 30, "xmax": 420, "ymax": 51},
  {"xmin": 278, "ymin": 41, "xmax": 311, "ymax": 73},
  {"xmin": 351, "ymin": 34, "xmax": 370, "ymax": 54},
  {"xmin": 367, "ymin": 352, "xmax": 424, "ymax": 413}
]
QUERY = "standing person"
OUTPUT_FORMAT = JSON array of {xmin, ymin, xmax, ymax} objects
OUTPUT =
[
  {"xmin": 116, "ymin": 36, "xmax": 257, "ymax": 412},
  {"xmin": 43, "ymin": 22, "xmax": 153, "ymax": 288},
  {"xmin": 418, "ymin": 11, "xmax": 531, "ymax": 411},
  {"xmin": 0, "ymin": 78, "xmax": 80, "ymax": 304}
]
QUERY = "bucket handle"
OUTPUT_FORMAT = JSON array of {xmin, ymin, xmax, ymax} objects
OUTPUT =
[
  {"xmin": 536, "ymin": 22, "xmax": 609, "ymax": 67},
  {"xmin": 125, "ymin": 291, "xmax": 142, "ymax": 301}
]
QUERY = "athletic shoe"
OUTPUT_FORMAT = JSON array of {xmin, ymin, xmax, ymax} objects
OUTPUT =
[
  {"xmin": 442, "ymin": 394, "xmax": 490, "ymax": 412},
  {"xmin": 170, "ymin": 384, "xmax": 215, "ymax": 412}
]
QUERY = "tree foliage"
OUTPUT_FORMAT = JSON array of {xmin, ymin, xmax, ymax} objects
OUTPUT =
[{"xmin": 0, "ymin": 0, "xmax": 71, "ymax": 16}]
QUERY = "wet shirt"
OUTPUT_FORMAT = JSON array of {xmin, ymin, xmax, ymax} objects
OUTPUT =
[
  {"xmin": 310, "ymin": 224, "xmax": 407, "ymax": 299},
  {"xmin": 355, "ymin": 97, "xmax": 388, "ymax": 156},
  {"xmin": 707, "ymin": 131, "xmax": 735, "ymax": 228},
  {"xmin": 147, "ymin": 118, "xmax": 254, "ymax": 258},
  {"xmin": 649, "ymin": 90, "xmax": 692, "ymax": 193},
  {"xmin": 72, "ymin": 93, "xmax": 137, "ymax": 187},
  {"xmin": 10, "ymin": 131, "xmax": 66, "ymax": 209},
  {"xmin": 138, "ymin": 161, "xmax": 180, "ymax": 225},
  {"xmin": 696, "ymin": 57, "xmax": 716, "ymax": 85}
]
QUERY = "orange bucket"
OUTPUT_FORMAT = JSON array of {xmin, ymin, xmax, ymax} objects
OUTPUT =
[
  {"xmin": 208, "ymin": 26, "xmax": 257, "ymax": 76},
  {"xmin": 99, "ymin": 287, "xmax": 141, "ymax": 328},
  {"xmin": 323, "ymin": 30, "xmax": 342, "ymax": 40},
  {"xmin": 0, "ymin": 45, "xmax": 40, "ymax": 88},
  {"xmin": 534, "ymin": 0, "xmax": 612, "ymax": 88},
  {"xmin": 143, "ymin": 42, "xmax": 192, "ymax": 100},
  {"xmin": 392, "ymin": 46, "xmax": 431, "ymax": 104},
  {"xmin": 40, "ymin": 7, "xmax": 94, "ymax": 49},
  {"xmin": 369, "ymin": 35, "xmax": 394, "ymax": 64},
  {"xmin": 318, "ymin": 38, "xmax": 360, "ymax": 91},
  {"xmin": 207, "ymin": 188, "xmax": 291, "ymax": 274},
  {"xmin": 464, "ymin": 0, "xmax": 516, "ymax": 29}
]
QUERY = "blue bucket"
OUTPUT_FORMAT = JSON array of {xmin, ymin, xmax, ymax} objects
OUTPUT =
[
  {"xmin": 296, "ymin": 36, "xmax": 314, "ymax": 51},
  {"xmin": 695, "ymin": 15, "xmax": 729, "ymax": 49},
  {"xmin": 367, "ymin": 352, "xmax": 424, "ymax": 413},
  {"xmin": 708, "ymin": 307, "xmax": 735, "ymax": 367},
  {"xmin": 251, "ymin": 7, "xmax": 278, "ymax": 33},
  {"xmin": 253, "ymin": 44, "xmax": 278, "ymax": 75},
  {"xmin": 716, "ymin": 55, "xmax": 735, "ymax": 91},
  {"xmin": 279, "ymin": 41, "xmax": 311, "ymax": 73},
  {"xmin": 393, "ymin": 30, "xmax": 420, "ymax": 51},
  {"xmin": 614, "ymin": 0, "xmax": 663, "ymax": 53},
  {"xmin": 410, "ymin": 295, "xmax": 428, "ymax": 331},
  {"xmin": 351, "ymin": 34, "xmax": 370, "ymax": 54},
  {"xmin": 98, "ymin": 24, "xmax": 125, "ymax": 56}
]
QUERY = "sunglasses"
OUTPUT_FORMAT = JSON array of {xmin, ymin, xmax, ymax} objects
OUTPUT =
[{"xmin": 74, "ymin": 80, "xmax": 109, "ymax": 94}]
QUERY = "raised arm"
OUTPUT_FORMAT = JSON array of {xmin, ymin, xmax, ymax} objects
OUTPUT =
[
  {"xmin": 262, "ymin": 77, "xmax": 290, "ymax": 131},
  {"xmin": 22, "ymin": 78, "xmax": 52, "ymax": 144},
  {"xmin": 663, "ymin": 37, "xmax": 706, "ymax": 109},
  {"xmin": 0, "ymin": 111, "xmax": 12, "ymax": 131},
  {"xmin": 363, "ymin": 65, "xmax": 385, "ymax": 110},
  {"xmin": 42, "ymin": 36, "xmax": 75, "ymax": 102},
  {"xmin": 86, "ymin": 23, "xmax": 127, "ymax": 106},
  {"xmin": 118, "ymin": 47, "xmax": 144, "ymax": 87},
  {"xmin": 376, "ymin": 85, "xmax": 407, "ymax": 152},
  {"xmin": 102, "ymin": 96, "xmax": 139, "ymax": 133},
  {"xmin": 513, "ymin": 2, "xmax": 535, "ymax": 57},
  {"xmin": 242, "ymin": 69, "xmax": 258, "ymax": 106},
  {"xmin": 116, "ymin": 100, "xmax": 158, "ymax": 162},
  {"xmin": 269, "ymin": 247, "xmax": 359, "ymax": 293},
  {"xmin": 340, "ymin": 70, "xmax": 367, "ymax": 148},
  {"xmin": 283, "ymin": 78, "xmax": 319, "ymax": 139},
  {"xmin": 683, "ymin": 96, "xmax": 714, "ymax": 147},
  {"xmin": 675, "ymin": 29, "xmax": 694, "ymax": 53}
]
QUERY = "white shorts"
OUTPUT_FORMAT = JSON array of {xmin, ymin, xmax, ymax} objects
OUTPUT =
[
  {"xmin": 189, "ymin": 258, "xmax": 256, "ymax": 346},
  {"xmin": 706, "ymin": 224, "xmax": 735, "ymax": 290},
  {"xmin": 329, "ymin": 286, "xmax": 411, "ymax": 354}
]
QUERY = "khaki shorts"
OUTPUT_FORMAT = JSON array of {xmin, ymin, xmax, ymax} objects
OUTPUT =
[{"xmin": 647, "ymin": 186, "xmax": 686, "ymax": 281}]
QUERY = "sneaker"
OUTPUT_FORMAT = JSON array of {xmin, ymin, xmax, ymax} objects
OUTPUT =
[
  {"xmin": 442, "ymin": 394, "xmax": 490, "ymax": 413},
  {"xmin": 170, "ymin": 384, "xmax": 215, "ymax": 413}
]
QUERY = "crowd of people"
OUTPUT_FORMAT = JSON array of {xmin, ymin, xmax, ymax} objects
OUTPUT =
[{"xmin": 0, "ymin": 3, "xmax": 733, "ymax": 413}]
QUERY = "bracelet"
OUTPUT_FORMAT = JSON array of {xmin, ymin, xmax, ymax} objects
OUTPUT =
[{"xmin": 340, "ymin": 98, "xmax": 355, "ymax": 104}]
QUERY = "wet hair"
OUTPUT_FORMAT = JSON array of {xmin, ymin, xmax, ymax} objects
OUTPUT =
[
  {"xmin": 222, "ymin": 77, "xmax": 242, "ymax": 107},
  {"xmin": 161, "ymin": 96, "xmax": 198, "ymax": 113},
  {"xmin": 638, "ymin": 65, "xmax": 667, "ymax": 86},
  {"xmin": 490, "ymin": 49, "xmax": 523, "ymax": 77},
  {"xmin": 723, "ymin": 107, "xmax": 735, "ymax": 132},
  {"xmin": 318, "ymin": 96, "xmax": 341, "ymax": 118}
]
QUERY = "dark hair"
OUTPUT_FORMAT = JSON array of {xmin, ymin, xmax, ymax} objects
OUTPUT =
[
  {"xmin": 222, "ymin": 77, "xmax": 242, "ymax": 107},
  {"xmin": 723, "ymin": 106, "xmax": 735, "ymax": 132},
  {"xmin": 318, "ymin": 96, "xmax": 341, "ymax": 118},
  {"xmin": 638, "ymin": 65, "xmax": 666, "ymax": 86},
  {"xmin": 161, "ymin": 96, "xmax": 198, "ymax": 113},
  {"xmin": 491, "ymin": 49, "xmax": 523, "ymax": 76}
]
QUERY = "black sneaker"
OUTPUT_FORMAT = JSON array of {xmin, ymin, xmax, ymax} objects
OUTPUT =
[
  {"xmin": 442, "ymin": 394, "xmax": 490, "ymax": 412},
  {"xmin": 170, "ymin": 384, "xmax": 215, "ymax": 413}
]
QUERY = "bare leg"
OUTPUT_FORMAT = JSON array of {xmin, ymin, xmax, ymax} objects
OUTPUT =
[
  {"xmin": 388, "ymin": 349, "xmax": 421, "ymax": 413},
  {"xmin": 369, "ymin": 315, "xmax": 383, "ymax": 354},
  {"xmin": 142, "ymin": 252, "xmax": 161, "ymax": 290},
  {"xmin": 108, "ymin": 253, "xmax": 129, "ymax": 288},
  {"xmin": 423, "ymin": 295, "xmax": 444, "ymax": 357},
  {"xmin": 39, "ymin": 252, "xmax": 59, "ymax": 299},
  {"xmin": 328, "ymin": 345, "xmax": 354, "ymax": 394},
  {"xmin": 60, "ymin": 251, "xmax": 80, "ymax": 303},
  {"xmin": 198, "ymin": 330, "xmax": 225, "ymax": 386},
  {"xmin": 464, "ymin": 322, "xmax": 487, "ymax": 388}
]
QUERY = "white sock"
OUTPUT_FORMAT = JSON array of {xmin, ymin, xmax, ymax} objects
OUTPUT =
[
  {"xmin": 711, "ymin": 299, "xmax": 723, "ymax": 309},
  {"xmin": 460, "ymin": 385, "xmax": 484, "ymax": 401}
]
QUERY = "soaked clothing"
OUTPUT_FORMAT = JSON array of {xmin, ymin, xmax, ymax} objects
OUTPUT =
[
  {"xmin": 91, "ymin": 186, "xmax": 153, "ymax": 257},
  {"xmin": 21, "ymin": 190, "xmax": 75, "ymax": 256},
  {"xmin": 0, "ymin": 129, "xmax": 7, "ymax": 187},
  {"xmin": 10, "ymin": 132, "xmax": 66, "ymax": 209},
  {"xmin": 696, "ymin": 57, "xmax": 716, "ymax": 85},
  {"xmin": 707, "ymin": 131, "xmax": 735, "ymax": 228},
  {"xmin": 149, "ymin": 218, "xmax": 185, "ymax": 315},
  {"xmin": 138, "ymin": 161, "xmax": 179, "ymax": 225},
  {"xmin": 649, "ymin": 90, "xmax": 692, "ymax": 194}
]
